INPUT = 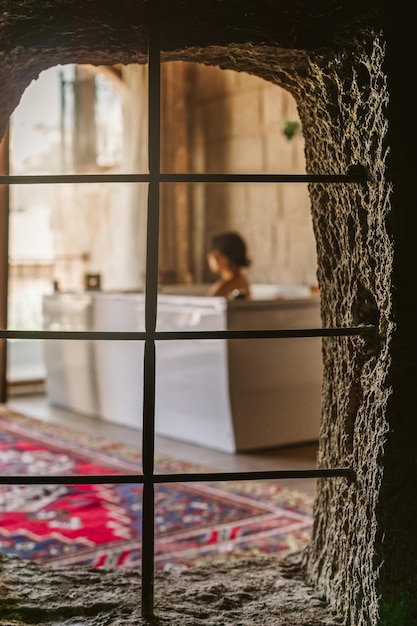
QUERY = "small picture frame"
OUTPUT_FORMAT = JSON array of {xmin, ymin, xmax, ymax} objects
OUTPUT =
[{"xmin": 84, "ymin": 272, "xmax": 101, "ymax": 291}]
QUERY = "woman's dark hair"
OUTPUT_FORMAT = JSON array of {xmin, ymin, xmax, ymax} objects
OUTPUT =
[{"xmin": 210, "ymin": 231, "xmax": 250, "ymax": 267}]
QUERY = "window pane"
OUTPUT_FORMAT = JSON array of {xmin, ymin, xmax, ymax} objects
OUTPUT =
[
  {"xmin": 8, "ymin": 182, "xmax": 148, "ymax": 331},
  {"xmin": 10, "ymin": 64, "xmax": 127, "ymax": 177}
]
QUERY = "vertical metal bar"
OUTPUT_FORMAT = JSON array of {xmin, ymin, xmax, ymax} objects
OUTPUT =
[
  {"xmin": 141, "ymin": 4, "xmax": 160, "ymax": 619},
  {"xmin": 0, "ymin": 126, "xmax": 9, "ymax": 403},
  {"xmin": 141, "ymin": 339, "xmax": 156, "ymax": 618}
]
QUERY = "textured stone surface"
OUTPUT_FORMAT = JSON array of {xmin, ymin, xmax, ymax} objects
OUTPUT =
[
  {"xmin": 0, "ymin": 553, "xmax": 344, "ymax": 625},
  {"xmin": 291, "ymin": 37, "xmax": 393, "ymax": 626}
]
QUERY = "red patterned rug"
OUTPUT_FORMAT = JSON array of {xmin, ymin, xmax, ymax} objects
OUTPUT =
[{"xmin": 0, "ymin": 408, "xmax": 313, "ymax": 571}]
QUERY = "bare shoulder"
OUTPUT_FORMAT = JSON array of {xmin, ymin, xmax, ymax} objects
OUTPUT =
[
  {"xmin": 208, "ymin": 275, "xmax": 250, "ymax": 298},
  {"xmin": 207, "ymin": 279, "xmax": 232, "ymax": 297}
]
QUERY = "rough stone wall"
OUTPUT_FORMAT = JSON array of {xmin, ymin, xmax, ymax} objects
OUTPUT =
[
  {"xmin": 0, "ymin": 553, "xmax": 343, "ymax": 626},
  {"xmin": 292, "ymin": 38, "xmax": 393, "ymax": 625},
  {"xmin": 1, "ymin": 3, "xmax": 415, "ymax": 626},
  {"xmin": 290, "ymin": 31, "xmax": 417, "ymax": 625}
]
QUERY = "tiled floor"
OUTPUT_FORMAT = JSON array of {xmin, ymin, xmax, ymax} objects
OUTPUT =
[{"xmin": 7, "ymin": 393, "xmax": 319, "ymax": 498}]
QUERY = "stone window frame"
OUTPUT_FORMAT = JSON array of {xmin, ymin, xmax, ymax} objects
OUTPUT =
[{"xmin": 0, "ymin": 18, "xmax": 375, "ymax": 620}]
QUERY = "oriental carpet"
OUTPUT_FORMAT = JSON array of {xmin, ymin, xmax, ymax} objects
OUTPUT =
[{"xmin": 0, "ymin": 408, "xmax": 313, "ymax": 571}]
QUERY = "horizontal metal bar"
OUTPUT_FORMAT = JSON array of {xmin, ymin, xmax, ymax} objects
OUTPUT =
[
  {"xmin": 154, "ymin": 468, "xmax": 354, "ymax": 482},
  {"xmin": 0, "ymin": 475, "xmax": 142, "ymax": 485},
  {"xmin": 161, "ymin": 173, "xmax": 361, "ymax": 184},
  {"xmin": 0, "ymin": 172, "xmax": 365, "ymax": 185},
  {"xmin": 0, "ymin": 326, "xmax": 375, "ymax": 341},
  {"xmin": 0, "ymin": 329, "xmax": 147, "ymax": 340},
  {"xmin": 0, "ymin": 467, "xmax": 353, "ymax": 485},
  {"xmin": 156, "ymin": 326, "xmax": 375, "ymax": 340},
  {"xmin": 0, "ymin": 174, "xmax": 151, "ymax": 185}
]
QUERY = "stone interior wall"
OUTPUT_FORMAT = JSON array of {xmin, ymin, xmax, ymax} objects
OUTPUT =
[{"xmin": 159, "ymin": 61, "xmax": 318, "ymax": 288}]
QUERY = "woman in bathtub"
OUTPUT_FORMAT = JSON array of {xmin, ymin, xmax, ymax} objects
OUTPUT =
[{"xmin": 206, "ymin": 231, "xmax": 251, "ymax": 299}]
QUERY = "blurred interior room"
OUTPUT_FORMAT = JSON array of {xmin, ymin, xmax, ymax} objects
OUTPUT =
[{"xmin": 5, "ymin": 61, "xmax": 320, "ymax": 486}]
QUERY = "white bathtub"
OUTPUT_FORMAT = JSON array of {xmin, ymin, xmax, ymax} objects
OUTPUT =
[{"xmin": 42, "ymin": 285, "xmax": 323, "ymax": 452}]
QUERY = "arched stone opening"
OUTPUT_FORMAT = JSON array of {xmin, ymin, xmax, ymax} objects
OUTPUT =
[{"xmin": 1, "ymin": 4, "xmax": 416, "ymax": 626}]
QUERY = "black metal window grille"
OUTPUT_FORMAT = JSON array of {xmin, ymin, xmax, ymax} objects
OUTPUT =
[{"xmin": 0, "ymin": 15, "xmax": 374, "ymax": 620}]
